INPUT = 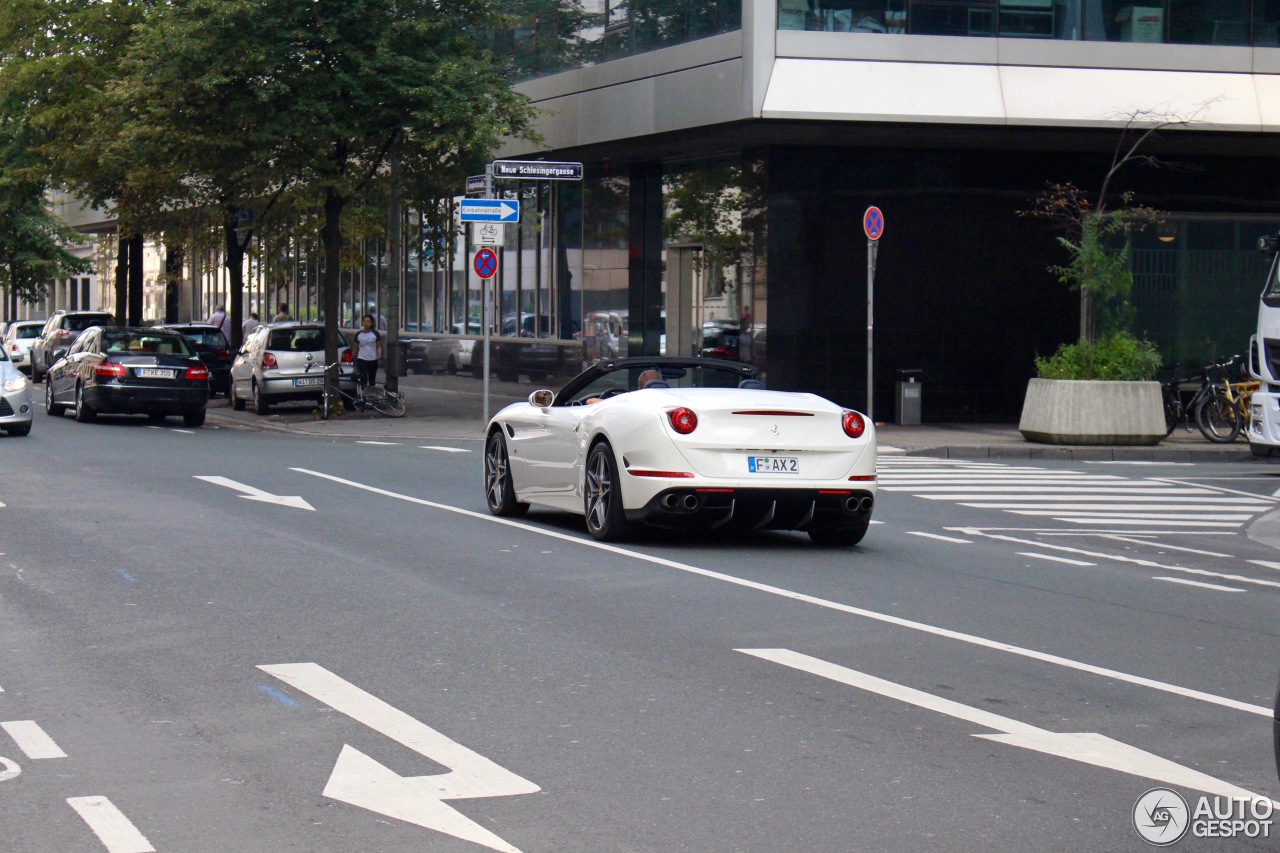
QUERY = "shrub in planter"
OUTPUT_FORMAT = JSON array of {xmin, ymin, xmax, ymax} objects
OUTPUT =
[{"xmin": 1034, "ymin": 331, "xmax": 1162, "ymax": 382}]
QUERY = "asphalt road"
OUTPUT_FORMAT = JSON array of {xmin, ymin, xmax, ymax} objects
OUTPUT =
[{"xmin": 1, "ymin": 405, "xmax": 1278, "ymax": 852}]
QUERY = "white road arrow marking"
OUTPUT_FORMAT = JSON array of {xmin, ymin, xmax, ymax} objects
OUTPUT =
[
  {"xmin": 2, "ymin": 720, "xmax": 66, "ymax": 759},
  {"xmin": 740, "ymin": 649, "xmax": 1274, "ymax": 804},
  {"xmin": 260, "ymin": 662, "xmax": 538, "ymax": 853},
  {"xmin": 194, "ymin": 476, "xmax": 314, "ymax": 511},
  {"xmin": 0, "ymin": 756, "xmax": 20, "ymax": 782}
]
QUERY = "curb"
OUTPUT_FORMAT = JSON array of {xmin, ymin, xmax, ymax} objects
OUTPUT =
[{"xmin": 903, "ymin": 444, "xmax": 1261, "ymax": 462}]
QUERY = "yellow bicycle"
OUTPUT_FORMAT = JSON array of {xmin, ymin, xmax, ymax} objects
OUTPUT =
[{"xmin": 1195, "ymin": 362, "xmax": 1257, "ymax": 443}]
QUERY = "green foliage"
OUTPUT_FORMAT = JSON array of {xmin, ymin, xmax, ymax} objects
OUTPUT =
[{"xmin": 1034, "ymin": 331, "xmax": 1162, "ymax": 381}]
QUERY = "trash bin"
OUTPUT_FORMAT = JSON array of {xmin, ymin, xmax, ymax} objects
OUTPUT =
[
  {"xmin": 384, "ymin": 340, "xmax": 409, "ymax": 379},
  {"xmin": 895, "ymin": 368, "xmax": 922, "ymax": 425}
]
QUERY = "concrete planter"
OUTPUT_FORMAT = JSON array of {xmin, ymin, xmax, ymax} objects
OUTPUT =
[{"xmin": 1018, "ymin": 378, "xmax": 1165, "ymax": 446}]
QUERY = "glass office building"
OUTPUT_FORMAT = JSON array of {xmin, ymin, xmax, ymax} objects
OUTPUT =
[{"xmin": 478, "ymin": 0, "xmax": 1280, "ymax": 419}]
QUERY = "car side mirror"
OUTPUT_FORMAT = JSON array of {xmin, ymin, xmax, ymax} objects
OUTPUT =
[
  {"xmin": 52, "ymin": 347, "xmax": 68, "ymax": 361},
  {"xmin": 529, "ymin": 389, "xmax": 554, "ymax": 409}
]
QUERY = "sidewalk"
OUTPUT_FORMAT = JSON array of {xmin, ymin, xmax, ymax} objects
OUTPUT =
[{"xmin": 204, "ymin": 378, "xmax": 1265, "ymax": 460}]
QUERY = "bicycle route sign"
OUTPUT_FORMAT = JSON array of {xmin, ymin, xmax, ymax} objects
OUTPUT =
[
  {"xmin": 864, "ymin": 206, "xmax": 884, "ymax": 241},
  {"xmin": 473, "ymin": 248, "xmax": 498, "ymax": 280}
]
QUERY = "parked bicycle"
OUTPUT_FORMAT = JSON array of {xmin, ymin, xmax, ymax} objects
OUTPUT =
[
  {"xmin": 313, "ymin": 361, "xmax": 406, "ymax": 419},
  {"xmin": 1195, "ymin": 356, "xmax": 1257, "ymax": 443}
]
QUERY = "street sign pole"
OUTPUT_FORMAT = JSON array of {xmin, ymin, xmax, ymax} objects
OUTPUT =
[
  {"xmin": 867, "ymin": 240, "xmax": 876, "ymax": 422},
  {"xmin": 483, "ymin": 164, "xmax": 493, "ymax": 426},
  {"xmin": 862, "ymin": 206, "xmax": 884, "ymax": 421}
]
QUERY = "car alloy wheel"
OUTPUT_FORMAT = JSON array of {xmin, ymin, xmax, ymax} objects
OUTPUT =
[
  {"xmin": 252, "ymin": 381, "xmax": 269, "ymax": 415},
  {"xmin": 484, "ymin": 431, "xmax": 528, "ymax": 517},
  {"xmin": 584, "ymin": 442, "xmax": 632, "ymax": 541},
  {"xmin": 74, "ymin": 382, "xmax": 95, "ymax": 423},
  {"xmin": 45, "ymin": 379, "xmax": 64, "ymax": 417}
]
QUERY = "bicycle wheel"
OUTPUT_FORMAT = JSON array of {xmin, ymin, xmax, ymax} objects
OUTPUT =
[
  {"xmin": 1162, "ymin": 393, "xmax": 1179, "ymax": 437},
  {"xmin": 371, "ymin": 390, "xmax": 406, "ymax": 418},
  {"xmin": 1195, "ymin": 390, "xmax": 1241, "ymax": 443}
]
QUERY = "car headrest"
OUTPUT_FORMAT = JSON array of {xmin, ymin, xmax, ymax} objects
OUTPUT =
[
  {"xmin": 643, "ymin": 380, "xmax": 670, "ymax": 389},
  {"xmin": 738, "ymin": 378, "xmax": 764, "ymax": 389}
]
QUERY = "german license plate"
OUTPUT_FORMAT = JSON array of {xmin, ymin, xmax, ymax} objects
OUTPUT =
[
  {"xmin": 748, "ymin": 455, "xmax": 798, "ymax": 474},
  {"xmin": 135, "ymin": 368, "xmax": 175, "ymax": 379},
  {"xmin": 294, "ymin": 377, "xmax": 324, "ymax": 387}
]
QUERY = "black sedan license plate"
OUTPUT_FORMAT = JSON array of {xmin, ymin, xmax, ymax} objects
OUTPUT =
[
  {"xmin": 294, "ymin": 377, "xmax": 324, "ymax": 387},
  {"xmin": 748, "ymin": 455, "xmax": 798, "ymax": 474},
  {"xmin": 135, "ymin": 368, "xmax": 175, "ymax": 379}
]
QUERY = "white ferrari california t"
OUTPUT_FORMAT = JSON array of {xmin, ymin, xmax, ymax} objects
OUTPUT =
[{"xmin": 483, "ymin": 357, "xmax": 876, "ymax": 545}]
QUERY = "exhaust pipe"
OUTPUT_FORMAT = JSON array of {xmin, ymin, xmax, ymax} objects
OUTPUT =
[
  {"xmin": 843, "ymin": 497, "xmax": 859, "ymax": 513},
  {"xmin": 661, "ymin": 494, "xmax": 679, "ymax": 510},
  {"xmin": 859, "ymin": 496, "xmax": 875, "ymax": 513},
  {"xmin": 682, "ymin": 494, "xmax": 700, "ymax": 511}
]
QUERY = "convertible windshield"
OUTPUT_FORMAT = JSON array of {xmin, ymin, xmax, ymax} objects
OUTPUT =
[{"xmin": 559, "ymin": 362, "xmax": 755, "ymax": 406}]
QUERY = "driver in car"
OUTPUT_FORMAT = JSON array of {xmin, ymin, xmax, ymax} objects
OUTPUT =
[{"xmin": 586, "ymin": 368, "xmax": 664, "ymax": 404}]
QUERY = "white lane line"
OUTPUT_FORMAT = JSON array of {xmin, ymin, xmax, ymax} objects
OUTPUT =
[
  {"xmin": 1153, "ymin": 477, "xmax": 1280, "ymax": 502},
  {"xmin": 1056, "ymin": 519, "xmax": 1245, "ymax": 528},
  {"xmin": 292, "ymin": 467, "xmax": 1272, "ymax": 718},
  {"xmin": 169, "ymin": 428, "xmax": 194, "ymax": 435},
  {"xmin": 1152, "ymin": 577, "xmax": 1246, "ymax": 593},
  {"xmin": 1018, "ymin": 552, "xmax": 1096, "ymax": 566},
  {"xmin": 356, "ymin": 440, "xmax": 400, "ymax": 445},
  {"xmin": 419, "ymin": 445, "xmax": 471, "ymax": 453},
  {"xmin": 0, "ymin": 756, "xmax": 19, "ymax": 781},
  {"xmin": 950, "ymin": 527, "xmax": 1239, "ymax": 536},
  {"xmin": 1, "ymin": 720, "xmax": 66, "ymax": 759},
  {"xmin": 937, "ymin": 495, "xmax": 1269, "ymax": 504},
  {"xmin": 956, "ymin": 528, "xmax": 1280, "ymax": 591},
  {"xmin": 1098, "ymin": 536, "xmax": 1233, "ymax": 558},
  {"xmin": 1249, "ymin": 559, "xmax": 1280, "ymax": 572},
  {"xmin": 907, "ymin": 531, "xmax": 972, "ymax": 544},
  {"xmin": 67, "ymin": 796, "xmax": 155, "ymax": 853},
  {"xmin": 892, "ymin": 486, "xmax": 1220, "ymax": 494},
  {"xmin": 964, "ymin": 503, "xmax": 1268, "ymax": 512},
  {"xmin": 1007, "ymin": 511, "xmax": 1252, "ymax": 521},
  {"xmin": 1084, "ymin": 461, "xmax": 1195, "ymax": 465}
]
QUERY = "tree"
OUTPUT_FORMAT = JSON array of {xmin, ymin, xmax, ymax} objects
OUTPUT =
[{"xmin": 128, "ymin": 0, "xmax": 535, "ymax": 393}]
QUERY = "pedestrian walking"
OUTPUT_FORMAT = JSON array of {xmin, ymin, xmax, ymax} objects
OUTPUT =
[
  {"xmin": 242, "ymin": 312, "xmax": 260, "ymax": 336},
  {"xmin": 207, "ymin": 304, "xmax": 231, "ymax": 342},
  {"xmin": 354, "ymin": 313, "xmax": 382, "ymax": 388},
  {"xmin": 273, "ymin": 302, "xmax": 292, "ymax": 322}
]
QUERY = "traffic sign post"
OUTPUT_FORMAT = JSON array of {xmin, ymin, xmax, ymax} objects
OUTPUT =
[
  {"xmin": 863, "ymin": 207, "xmax": 884, "ymax": 421},
  {"xmin": 459, "ymin": 199, "xmax": 520, "ymax": 223}
]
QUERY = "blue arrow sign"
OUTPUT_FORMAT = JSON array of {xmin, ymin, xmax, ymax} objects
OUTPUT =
[{"xmin": 459, "ymin": 199, "xmax": 520, "ymax": 223}]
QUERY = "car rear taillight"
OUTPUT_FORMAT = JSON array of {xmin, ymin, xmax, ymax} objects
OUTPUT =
[
  {"xmin": 262, "ymin": 352, "xmax": 278, "ymax": 369},
  {"xmin": 184, "ymin": 365, "xmax": 210, "ymax": 381},
  {"xmin": 341, "ymin": 349, "xmax": 353, "ymax": 363},
  {"xmin": 93, "ymin": 361, "xmax": 127, "ymax": 378},
  {"xmin": 667, "ymin": 407, "xmax": 698, "ymax": 435},
  {"xmin": 841, "ymin": 410, "xmax": 866, "ymax": 438}
]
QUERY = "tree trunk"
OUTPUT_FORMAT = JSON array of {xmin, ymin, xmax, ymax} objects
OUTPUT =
[
  {"xmin": 127, "ymin": 233, "xmax": 144, "ymax": 325},
  {"xmin": 115, "ymin": 235, "xmax": 128, "ymax": 322},
  {"xmin": 321, "ymin": 188, "xmax": 345, "ymax": 398},
  {"xmin": 223, "ymin": 212, "xmax": 246, "ymax": 352},
  {"xmin": 385, "ymin": 149, "xmax": 402, "ymax": 393},
  {"xmin": 1079, "ymin": 291, "xmax": 1096, "ymax": 344},
  {"xmin": 164, "ymin": 243, "xmax": 183, "ymax": 324}
]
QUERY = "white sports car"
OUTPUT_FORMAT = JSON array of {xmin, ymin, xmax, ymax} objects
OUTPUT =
[{"xmin": 483, "ymin": 357, "xmax": 877, "ymax": 545}]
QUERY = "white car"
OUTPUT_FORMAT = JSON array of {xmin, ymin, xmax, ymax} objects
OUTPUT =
[
  {"xmin": 483, "ymin": 357, "xmax": 876, "ymax": 545},
  {"xmin": 3, "ymin": 320, "xmax": 44, "ymax": 375},
  {"xmin": 0, "ymin": 346, "xmax": 33, "ymax": 436}
]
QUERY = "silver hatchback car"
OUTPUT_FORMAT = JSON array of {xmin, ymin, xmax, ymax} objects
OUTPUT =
[{"xmin": 229, "ymin": 322, "xmax": 355, "ymax": 414}]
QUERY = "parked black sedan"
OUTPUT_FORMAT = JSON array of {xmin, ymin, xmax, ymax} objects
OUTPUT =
[
  {"xmin": 155, "ymin": 323, "xmax": 232, "ymax": 395},
  {"xmin": 45, "ymin": 326, "xmax": 210, "ymax": 426}
]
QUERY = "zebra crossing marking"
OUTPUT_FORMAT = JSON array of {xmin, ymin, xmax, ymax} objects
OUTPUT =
[{"xmin": 876, "ymin": 456, "xmax": 1276, "ymax": 529}]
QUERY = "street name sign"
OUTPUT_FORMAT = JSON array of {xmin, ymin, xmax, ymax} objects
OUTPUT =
[
  {"xmin": 492, "ymin": 160, "xmax": 583, "ymax": 181},
  {"xmin": 459, "ymin": 199, "xmax": 520, "ymax": 223},
  {"xmin": 465, "ymin": 175, "xmax": 487, "ymax": 195}
]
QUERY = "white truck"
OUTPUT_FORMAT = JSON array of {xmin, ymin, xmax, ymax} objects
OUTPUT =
[{"xmin": 1246, "ymin": 232, "xmax": 1280, "ymax": 456}]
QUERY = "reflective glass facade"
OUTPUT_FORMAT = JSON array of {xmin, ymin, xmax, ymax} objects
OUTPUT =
[
  {"xmin": 488, "ymin": 0, "xmax": 742, "ymax": 81},
  {"xmin": 780, "ymin": 0, "xmax": 1280, "ymax": 44}
]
